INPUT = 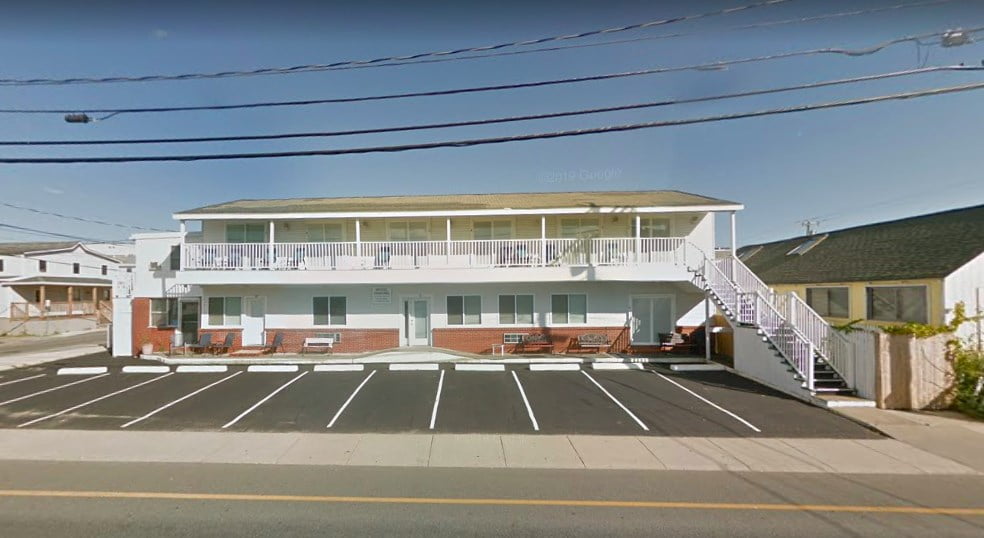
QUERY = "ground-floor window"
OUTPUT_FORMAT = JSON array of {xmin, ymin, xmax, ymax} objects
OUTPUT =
[
  {"xmin": 551, "ymin": 294, "xmax": 587, "ymax": 324},
  {"xmin": 447, "ymin": 295, "xmax": 481, "ymax": 325},
  {"xmin": 313, "ymin": 296, "xmax": 347, "ymax": 325},
  {"xmin": 866, "ymin": 286, "xmax": 927, "ymax": 324},
  {"xmin": 806, "ymin": 287, "xmax": 850, "ymax": 318},
  {"xmin": 499, "ymin": 294, "xmax": 534, "ymax": 325},
  {"xmin": 207, "ymin": 296, "xmax": 243, "ymax": 326},
  {"xmin": 150, "ymin": 298, "xmax": 179, "ymax": 328}
]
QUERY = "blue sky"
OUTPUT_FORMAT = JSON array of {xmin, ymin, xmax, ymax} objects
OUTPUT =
[{"xmin": 0, "ymin": 0, "xmax": 982, "ymax": 246}]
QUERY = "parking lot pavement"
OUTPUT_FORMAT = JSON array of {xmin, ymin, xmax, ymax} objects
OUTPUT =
[
  {"xmin": 329, "ymin": 369, "xmax": 440, "ymax": 432},
  {"xmin": 0, "ymin": 363, "xmax": 881, "ymax": 438}
]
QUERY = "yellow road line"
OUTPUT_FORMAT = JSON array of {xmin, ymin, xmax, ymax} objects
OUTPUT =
[{"xmin": 0, "ymin": 489, "xmax": 982, "ymax": 515}]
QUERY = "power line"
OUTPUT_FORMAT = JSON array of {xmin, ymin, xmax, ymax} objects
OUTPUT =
[
  {"xmin": 0, "ymin": 202, "xmax": 170, "ymax": 231},
  {"xmin": 0, "ymin": 0, "xmax": 792, "ymax": 87},
  {"xmin": 5, "ymin": 65, "xmax": 981, "ymax": 146},
  {"xmin": 0, "ymin": 223, "xmax": 114, "ymax": 242},
  {"xmin": 4, "ymin": 81, "xmax": 983, "ymax": 164},
  {"xmin": 5, "ymin": 25, "xmax": 979, "ymax": 118}
]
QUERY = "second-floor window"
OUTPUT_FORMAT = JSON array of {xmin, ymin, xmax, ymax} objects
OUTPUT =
[
  {"xmin": 560, "ymin": 218, "xmax": 600, "ymax": 239},
  {"xmin": 388, "ymin": 221, "xmax": 428, "ymax": 242},
  {"xmin": 307, "ymin": 223, "xmax": 345, "ymax": 242},
  {"xmin": 39, "ymin": 260, "xmax": 47, "ymax": 272},
  {"xmin": 807, "ymin": 287, "xmax": 850, "ymax": 318},
  {"xmin": 72, "ymin": 262, "xmax": 80, "ymax": 274},
  {"xmin": 169, "ymin": 246, "xmax": 181, "ymax": 270},
  {"xmin": 101, "ymin": 265, "xmax": 108, "ymax": 276},
  {"xmin": 226, "ymin": 223, "xmax": 266, "ymax": 243},
  {"xmin": 0, "ymin": 259, "xmax": 4, "ymax": 272},
  {"xmin": 473, "ymin": 220, "xmax": 512, "ymax": 240},
  {"xmin": 631, "ymin": 217, "xmax": 671, "ymax": 238},
  {"xmin": 867, "ymin": 286, "xmax": 927, "ymax": 324},
  {"xmin": 208, "ymin": 297, "xmax": 243, "ymax": 326}
]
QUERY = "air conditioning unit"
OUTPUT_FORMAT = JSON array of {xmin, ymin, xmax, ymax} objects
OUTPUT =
[{"xmin": 149, "ymin": 262, "xmax": 160, "ymax": 271}]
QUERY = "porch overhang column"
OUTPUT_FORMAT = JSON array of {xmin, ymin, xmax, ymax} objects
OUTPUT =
[
  {"xmin": 446, "ymin": 218, "xmax": 452, "ymax": 264},
  {"xmin": 634, "ymin": 214, "xmax": 642, "ymax": 264},
  {"xmin": 268, "ymin": 220, "xmax": 275, "ymax": 269},
  {"xmin": 730, "ymin": 211, "xmax": 737, "ymax": 276},
  {"xmin": 355, "ymin": 219, "xmax": 362, "ymax": 258},
  {"xmin": 704, "ymin": 288, "xmax": 712, "ymax": 361},
  {"xmin": 179, "ymin": 220, "xmax": 187, "ymax": 270},
  {"xmin": 39, "ymin": 285, "xmax": 46, "ymax": 318},
  {"xmin": 68, "ymin": 286, "xmax": 74, "ymax": 316},
  {"xmin": 540, "ymin": 216, "xmax": 546, "ymax": 267},
  {"xmin": 92, "ymin": 286, "xmax": 98, "ymax": 316}
]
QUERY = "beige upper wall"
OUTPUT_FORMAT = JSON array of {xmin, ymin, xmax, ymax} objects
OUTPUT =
[
  {"xmin": 201, "ymin": 212, "xmax": 708, "ymax": 243},
  {"xmin": 771, "ymin": 278, "xmax": 946, "ymax": 328}
]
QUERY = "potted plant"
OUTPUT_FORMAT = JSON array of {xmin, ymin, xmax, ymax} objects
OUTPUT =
[{"xmin": 141, "ymin": 339, "xmax": 154, "ymax": 356}]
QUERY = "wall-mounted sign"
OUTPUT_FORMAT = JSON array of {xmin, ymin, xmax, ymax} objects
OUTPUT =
[{"xmin": 371, "ymin": 287, "xmax": 392, "ymax": 305}]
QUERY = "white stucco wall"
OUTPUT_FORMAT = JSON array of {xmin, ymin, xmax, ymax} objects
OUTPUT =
[
  {"xmin": 131, "ymin": 232, "xmax": 201, "ymax": 298},
  {"xmin": 944, "ymin": 251, "xmax": 984, "ymax": 344},
  {"xmin": 195, "ymin": 281, "xmax": 703, "ymax": 333}
]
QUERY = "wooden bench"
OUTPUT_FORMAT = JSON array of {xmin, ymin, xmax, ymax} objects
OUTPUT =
[
  {"xmin": 516, "ymin": 333, "xmax": 553, "ymax": 354},
  {"xmin": 301, "ymin": 337, "xmax": 334, "ymax": 354},
  {"xmin": 569, "ymin": 333, "xmax": 612, "ymax": 353}
]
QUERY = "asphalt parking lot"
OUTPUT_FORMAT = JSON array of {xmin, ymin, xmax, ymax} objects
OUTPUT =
[{"xmin": 0, "ymin": 357, "xmax": 878, "ymax": 438}]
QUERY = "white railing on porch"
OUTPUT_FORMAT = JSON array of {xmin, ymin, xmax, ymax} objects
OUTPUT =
[{"xmin": 183, "ymin": 237, "xmax": 688, "ymax": 271}]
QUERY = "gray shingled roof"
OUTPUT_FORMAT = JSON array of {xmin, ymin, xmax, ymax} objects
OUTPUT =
[
  {"xmin": 0, "ymin": 242, "xmax": 79, "ymax": 256},
  {"xmin": 738, "ymin": 205, "xmax": 984, "ymax": 284},
  {"xmin": 176, "ymin": 190, "xmax": 741, "ymax": 215}
]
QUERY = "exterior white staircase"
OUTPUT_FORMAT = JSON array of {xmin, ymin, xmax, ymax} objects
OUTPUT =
[{"xmin": 683, "ymin": 245, "xmax": 854, "ymax": 395}]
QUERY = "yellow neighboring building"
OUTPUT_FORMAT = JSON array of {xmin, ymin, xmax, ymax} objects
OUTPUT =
[{"xmin": 737, "ymin": 205, "xmax": 984, "ymax": 344}]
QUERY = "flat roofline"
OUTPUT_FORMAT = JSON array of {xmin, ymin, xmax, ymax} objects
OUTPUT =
[{"xmin": 173, "ymin": 204, "xmax": 744, "ymax": 221}]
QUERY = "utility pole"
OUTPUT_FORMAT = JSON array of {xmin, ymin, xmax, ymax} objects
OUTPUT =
[{"xmin": 797, "ymin": 219, "xmax": 821, "ymax": 237}]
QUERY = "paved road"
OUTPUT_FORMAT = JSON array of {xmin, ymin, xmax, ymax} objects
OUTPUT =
[
  {"xmin": 1, "ymin": 460, "xmax": 982, "ymax": 536},
  {"xmin": 0, "ymin": 361, "xmax": 877, "ymax": 437},
  {"xmin": 0, "ymin": 330, "xmax": 106, "ymax": 357}
]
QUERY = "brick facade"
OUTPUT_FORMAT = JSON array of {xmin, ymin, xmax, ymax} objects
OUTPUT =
[
  {"xmin": 261, "ymin": 328, "xmax": 399, "ymax": 354},
  {"xmin": 131, "ymin": 297, "xmax": 177, "ymax": 356}
]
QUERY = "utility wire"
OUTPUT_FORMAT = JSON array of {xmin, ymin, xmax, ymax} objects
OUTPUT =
[
  {"xmin": 4, "ymin": 25, "xmax": 978, "ymax": 118},
  {"xmin": 5, "ymin": 65, "xmax": 981, "ymax": 146},
  {"xmin": 0, "ymin": 201, "xmax": 170, "ymax": 231},
  {"xmin": 4, "ymin": 81, "xmax": 983, "ymax": 164},
  {"xmin": 0, "ymin": 223, "xmax": 114, "ymax": 243},
  {"xmin": 0, "ymin": 0, "xmax": 792, "ymax": 87}
]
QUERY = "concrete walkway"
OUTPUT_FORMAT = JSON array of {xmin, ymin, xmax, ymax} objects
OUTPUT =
[
  {"xmin": 834, "ymin": 407, "xmax": 984, "ymax": 473},
  {"xmin": 0, "ymin": 330, "xmax": 106, "ymax": 372},
  {"xmin": 0, "ymin": 430, "xmax": 974, "ymax": 474}
]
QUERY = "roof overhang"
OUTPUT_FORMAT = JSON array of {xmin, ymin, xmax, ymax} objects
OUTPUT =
[
  {"xmin": 174, "ymin": 204, "xmax": 745, "ymax": 221},
  {"xmin": 21, "ymin": 242, "xmax": 124, "ymax": 264},
  {"xmin": 1, "ymin": 275, "xmax": 113, "ymax": 287}
]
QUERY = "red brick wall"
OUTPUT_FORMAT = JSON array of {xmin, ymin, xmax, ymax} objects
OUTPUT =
[
  {"xmin": 263, "ymin": 328, "xmax": 399, "ymax": 354},
  {"xmin": 131, "ymin": 297, "xmax": 176, "ymax": 356},
  {"xmin": 432, "ymin": 326, "xmax": 629, "ymax": 354}
]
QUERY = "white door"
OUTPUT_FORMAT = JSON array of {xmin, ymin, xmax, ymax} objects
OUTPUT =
[
  {"xmin": 404, "ymin": 299, "xmax": 430, "ymax": 346},
  {"xmin": 631, "ymin": 296, "xmax": 673, "ymax": 345},
  {"xmin": 243, "ymin": 297, "xmax": 266, "ymax": 346}
]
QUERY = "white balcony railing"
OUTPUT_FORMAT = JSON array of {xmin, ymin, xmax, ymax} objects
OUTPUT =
[{"xmin": 182, "ymin": 237, "xmax": 688, "ymax": 271}]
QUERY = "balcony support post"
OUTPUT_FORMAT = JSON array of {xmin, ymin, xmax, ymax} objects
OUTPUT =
[
  {"xmin": 540, "ymin": 216, "xmax": 547, "ymax": 267},
  {"xmin": 704, "ymin": 288, "xmax": 712, "ymax": 361},
  {"xmin": 268, "ymin": 220, "xmax": 275, "ymax": 270},
  {"xmin": 355, "ymin": 220, "xmax": 362, "ymax": 259},
  {"xmin": 39, "ymin": 285, "xmax": 46, "ymax": 318},
  {"xmin": 92, "ymin": 286, "xmax": 98, "ymax": 317},
  {"xmin": 446, "ymin": 218, "xmax": 452, "ymax": 264},
  {"xmin": 730, "ymin": 210, "xmax": 737, "ymax": 277},
  {"xmin": 634, "ymin": 214, "xmax": 642, "ymax": 264},
  {"xmin": 179, "ymin": 220, "xmax": 186, "ymax": 270},
  {"xmin": 68, "ymin": 286, "xmax": 74, "ymax": 317}
]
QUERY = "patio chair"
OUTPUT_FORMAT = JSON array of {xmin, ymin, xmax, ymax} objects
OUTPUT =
[
  {"xmin": 264, "ymin": 332, "xmax": 285, "ymax": 354},
  {"xmin": 185, "ymin": 333, "xmax": 213, "ymax": 355},
  {"xmin": 209, "ymin": 333, "xmax": 235, "ymax": 355}
]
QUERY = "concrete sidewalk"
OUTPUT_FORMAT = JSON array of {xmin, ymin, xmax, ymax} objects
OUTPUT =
[
  {"xmin": 834, "ymin": 407, "xmax": 984, "ymax": 473},
  {"xmin": 0, "ymin": 430, "xmax": 974, "ymax": 474},
  {"xmin": 0, "ymin": 345, "xmax": 106, "ymax": 372}
]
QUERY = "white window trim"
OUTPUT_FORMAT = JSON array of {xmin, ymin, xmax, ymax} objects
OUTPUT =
[
  {"xmin": 497, "ymin": 293, "xmax": 536, "ymax": 326},
  {"xmin": 548, "ymin": 292, "xmax": 589, "ymax": 326},
  {"xmin": 864, "ymin": 284, "xmax": 930, "ymax": 323},
  {"xmin": 446, "ymin": 294, "xmax": 482, "ymax": 326},
  {"xmin": 204, "ymin": 296, "xmax": 244, "ymax": 329},
  {"xmin": 313, "ymin": 296, "xmax": 347, "ymax": 327}
]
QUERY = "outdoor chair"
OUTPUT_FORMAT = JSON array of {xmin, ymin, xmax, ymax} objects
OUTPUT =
[
  {"xmin": 210, "ymin": 333, "xmax": 235, "ymax": 355},
  {"xmin": 185, "ymin": 333, "xmax": 213, "ymax": 355},
  {"xmin": 264, "ymin": 332, "xmax": 285, "ymax": 354}
]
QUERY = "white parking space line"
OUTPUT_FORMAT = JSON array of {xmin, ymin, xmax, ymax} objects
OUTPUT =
[
  {"xmin": 580, "ymin": 370, "xmax": 649, "ymax": 432},
  {"xmin": 57, "ymin": 367, "xmax": 107, "ymax": 376},
  {"xmin": 530, "ymin": 364, "xmax": 580, "ymax": 372},
  {"xmin": 17, "ymin": 374, "xmax": 175, "ymax": 428},
  {"xmin": 669, "ymin": 363, "xmax": 726, "ymax": 372},
  {"xmin": 222, "ymin": 372, "xmax": 309, "ymax": 429},
  {"xmin": 591, "ymin": 363, "xmax": 644, "ymax": 371},
  {"xmin": 0, "ymin": 374, "xmax": 109, "ymax": 407},
  {"xmin": 0, "ymin": 374, "xmax": 46, "ymax": 387},
  {"xmin": 389, "ymin": 363, "xmax": 439, "ymax": 371},
  {"xmin": 247, "ymin": 365, "xmax": 299, "ymax": 373},
  {"xmin": 313, "ymin": 364, "xmax": 364, "ymax": 372},
  {"xmin": 454, "ymin": 364, "xmax": 505, "ymax": 372},
  {"xmin": 122, "ymin": 366, "xmax": 171, "ymax": 374},
  {"xmin": 511, "ymin": 371, "xmax": 539, "ymax": 432},
  {"xmin": 120, "ymin": 371, "xmax": 243, "ymax": 429},
  {"xmin": 654, "ymin": 372, "xmax": 762, "ymax": 433},
  {"xmin": 327, "ymin": 370, "xmax": 377, "ymax": 428},
  {"xmin": 429, "ymin": 370, "xmax": 445, "ymax": 430},
  {"xmin": 176, "ymin": 365, "xmax": 228, "ymax": 373}
]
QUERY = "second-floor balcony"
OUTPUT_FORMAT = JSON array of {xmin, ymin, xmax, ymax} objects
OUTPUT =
[{"xmin": 182, "ymin": 237, "xmax": 689, "ymax": 272}]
